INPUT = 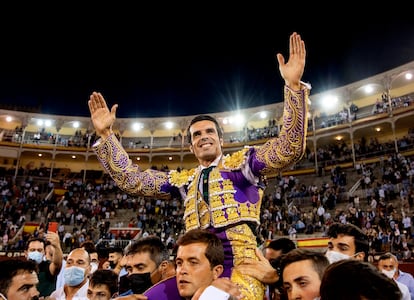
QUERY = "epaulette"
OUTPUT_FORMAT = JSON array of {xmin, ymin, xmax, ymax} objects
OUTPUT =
[
  {"xmin": 222, "ymin": 147, "xmax": 250, "ymax": 170},
  {"xmin": 168, "ymin": 168, "xmax": 196, "ymax": 187}
]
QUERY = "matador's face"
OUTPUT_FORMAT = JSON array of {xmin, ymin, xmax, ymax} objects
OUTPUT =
[{"xmin": 188, "ymin": 120, "xmax": 223, "ymax": 167}]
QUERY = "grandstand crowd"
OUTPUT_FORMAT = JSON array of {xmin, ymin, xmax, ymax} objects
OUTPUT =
[
  {"xmin": 1, "ymin": 146, "xmax": 414, "ymax": 264},
  {"xmin": 1, "ymin": 107, "xmax": 414, "ymax": 299}
]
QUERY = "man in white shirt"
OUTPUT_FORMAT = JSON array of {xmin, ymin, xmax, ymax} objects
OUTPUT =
[
  {"xmin": 377, "ymin": 252, "xmax": 410, "ymax": 300},
  {"xmin": 50, "ymin": 248, "xmax": 90, "ymax": 300}
]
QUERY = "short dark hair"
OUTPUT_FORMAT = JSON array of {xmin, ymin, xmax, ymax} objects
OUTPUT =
[
  {"xmin": 378, "ymin": 252, "xmax": 398, "ymax": 262},
  {"xmin": 125, "ymin": 235, "xmax": 169, "ymax": 267},
  {"xmin": 266, "ymin": 238, "xmax": 296, "ymax": 254},
  {"xmin": 89, "ymin": 269, "xmax": 119, "ymax": 296},
  {"xmin": 186, "ymin": 115, "xmax": 223, "ymax": 144},
  {"xmin": 108, "ymin": 246, "xmax": 124, "ymax": 255},
  {"xmin": 81, "ymin": 241, "xmax": 97, "ymax": 254},
  {"xmin": 279, "ymin": 248, "xmax": 329, "ymax": 280},
  {"xmin": 327, "ymin": 222, "xmax": 369, "ymax": 260},
  {"xmin": 320, "ymin": 259, "xmax": 402, "ymax": 300},
  {"xmin": 0, "ymin": 259, "xmax": 38, "ymax": 294},
  {"xmin": 26, "ymin": 237, "xmax": 46, "ymax": 250},
  {"xmin": 177, "ymin": 229, "xmax": 224, "ymax": 268}
]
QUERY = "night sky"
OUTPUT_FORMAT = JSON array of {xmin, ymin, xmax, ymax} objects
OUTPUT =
[{"xmin": 1, "ymin": 6, "xmax": 414, "ymax": 118}]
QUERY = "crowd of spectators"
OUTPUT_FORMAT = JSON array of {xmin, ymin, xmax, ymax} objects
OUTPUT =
[{"xmin": 1, "ymin": 148, "xmax": 414, "ymax": 265}]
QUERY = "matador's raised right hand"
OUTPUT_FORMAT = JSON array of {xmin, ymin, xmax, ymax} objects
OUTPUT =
[{"xmin": 88, "ymin": 91, "xmax": 118, "ymax": 139}]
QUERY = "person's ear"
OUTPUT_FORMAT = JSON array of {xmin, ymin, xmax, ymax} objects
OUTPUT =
[
  {"xmin": 355, "ymin": 251, "xmax": 365, "ymax": 261},
  {"xmin": 212, "ymin": 265, "xmax": 224, "ymax": 280},
  {"xmin": 220, "ymin": 137, "xmax": 224, "ymax": 147},
  {"xmin": 189, "ymin": 144, "xmax": 194, "ymax": 153},
  {"xmin": 159, "ymin": 260, "xmax": 176, "ymax": 279},
  {"xmin": 159, "ymin": 260, "xmax": 169, "ymax": 272}
]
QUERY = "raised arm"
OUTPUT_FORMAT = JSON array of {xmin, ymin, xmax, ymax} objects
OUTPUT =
[
  {"xmin": 277, "ymin": 32, "xmax": 306, "ymax": 91},
  {"xmin": 88, "ymin": 92, "xmax": 171, "ymax": 198},
  {"xmin": 252, "ymin": 32, "xmax": 310, "ymax": 176},
  {"xmin": 88, "ymin": 91, "xmax": 118, "ymax": 139},
  {"xmin": 46, "ymin": 231, "xmax": 63, "ymax": 276}
]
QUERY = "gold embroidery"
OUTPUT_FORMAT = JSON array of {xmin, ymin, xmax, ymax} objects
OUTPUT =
[
  {"xmin": 183, "ymin": 167, "xmax": 262, "ymax": 230},
  {"xmin": 222, "ymin": 148, "xmax": 249, "ymax": 170},
  {"xmin": 227, "ymin": 224, "xmax": 265, "ymax": 299},
  {"xmin": 96, "ymin": 135, "xmax": 170, "ymax": 197},
  {"xmin": 256, "ymin": 86, "xmax": 309, "ymax": 175},
  {"xmin": 226, "ymin": 207, "xmax": 240, "ymax": 221},
  {"xmin": 169, "ymin": 168, "xmax": 196, "ymax": 187}
]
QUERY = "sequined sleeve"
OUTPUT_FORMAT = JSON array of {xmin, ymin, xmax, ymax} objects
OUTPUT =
[
  {"xmin": 93, "ymin": 134, "xmax": 170, "ymax": 197},
  {"xmin": 255, "ymin": 84, "xmax": 310, "ymax": 175}
]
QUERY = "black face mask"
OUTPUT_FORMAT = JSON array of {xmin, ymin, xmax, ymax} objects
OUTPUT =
[
  {"xmin": 128, "ymin": 272, "xmax": 153, "ymax": 294},
  {"xmin": 118, "ymin": 274, "xmax": 131, "ymax": 295},
  {"xmin": 109, "ymin": 261, "xmax": 117, "ymax": 269}
]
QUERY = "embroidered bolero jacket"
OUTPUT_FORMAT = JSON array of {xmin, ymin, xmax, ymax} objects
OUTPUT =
[{"xmin": 94, "ymin": 85, "xmax": 310, "ymax": 230}]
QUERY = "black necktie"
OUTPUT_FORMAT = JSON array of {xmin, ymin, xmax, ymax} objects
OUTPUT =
[{"xmin": 201, "ymin": 166, "xmax": 214, "ymax": 204}]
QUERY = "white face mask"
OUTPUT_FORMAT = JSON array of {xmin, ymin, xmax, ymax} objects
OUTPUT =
[
  {"xmin": 325, "ymin": 250, "xmax": 351, "ymax": 264},
  {"xmin": 382, "ymin": 268, "xmax": 396, "ymax": 279},
  {"xmin": 90, "ymin": 262, "xmax": 99, "ymax": 274}
]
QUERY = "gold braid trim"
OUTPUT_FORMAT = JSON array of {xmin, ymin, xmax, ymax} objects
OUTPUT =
[
  {"xmin": 222, "ymin": 148, "xmax": 249, "ymax": 170},
  {"xmin": 169, "ymin": 168, "xmax": 196, "ymax": 187},
  {"xmin": 94, "ymin": 134, "xmax": 169, "ymax": 197},
  {"xmin": 227, "ymin": 224, "xmax": 265, "ymax": 300},
  {"xmin": 256, "ymin": 85, "xmax": 310, "ymax": 175}
]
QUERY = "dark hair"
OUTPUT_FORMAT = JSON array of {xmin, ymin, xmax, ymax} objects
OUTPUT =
[
  {"xmin": 266, "ymin": 238, "xmax": 296, "ymax": 254},
  {"xmin": 320, "ymin": 259, "xmax": 402, "ymax": 300},
  {"xmin": 108, "ymin": 246, "xmax": 124, "ymax": 255},
  {"xmin": 265, "ymin": 237, "xmax": 297, "ymax": 273},
  {"xmin": 81, "ymin": 241, "xmax": 97, "ymax": 254},
  {"xmin": 26, "ymin": 237, "xmax": 46, "ymax": 250},
  {"xmin": 0, "ymin": 259, "xmax": 38, "ymax": 294},
  {"xmin": 125, "ymin": 235, "xmax": 169, "ymax": 267},
  {"xmin": 279, "ymin": 248, "xmax": 329, "ymax": 280},
  {"xmin": 378, "ymin": 252, "xmax": 399, "ymax": 263},
  {"xmin": 186, "ymin": 115, "xmax": 223, "ymax": 144},
  {"xmin": 327, "ymin": 222, "xmax": 369, "ymax": 260},
  {"xmin": 177, "ymin": 229, "xmax": 224, "ymax": 268},
  {"xmin": 89, "ymin": 269, "xmax": 119, "ymax": 296}
]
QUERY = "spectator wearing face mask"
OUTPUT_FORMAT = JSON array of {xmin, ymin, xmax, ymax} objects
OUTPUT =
[
  {"xmin": 50, "ymin": 248, "xmax": 91, "ymax": 300},
  {"xmin": 81, "ymin": 241, "xmax": 100, "ymax": 275},
  {"xmin": 120, "ymin": 235, "xmax": 175, "ymax": 296},
  {"xmin": 24, "ymin": 233, "xmax": 63, "ymax": 298},
  {"xmin": 377, "ymin": 252, "xmax": 412, "ymax": 300},
  {"xmin": 325, "ymin": 222, "xmax": 369, "ymax": 264},
  {"xmin": 107, "ymin": 247, "xmax": 126, "ymax": 278}
]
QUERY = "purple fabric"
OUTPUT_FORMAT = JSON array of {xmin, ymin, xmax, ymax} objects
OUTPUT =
[
  {"xmin": 248, "ymin": 147, "xmax": 266, "ymax": 174},
  {"xmin": 208, "ymin": 227, "xmax": 234, "ymax": 278},
  {"xmin": 143, "ymin": 276, "xmax": 183, "ymax": 300},
  {"xmin": 221, "ymin": 171, "xmax": 260, "ymax": 205}
]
